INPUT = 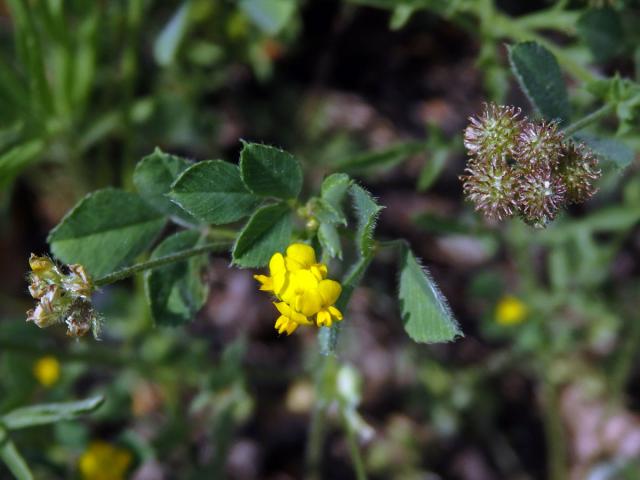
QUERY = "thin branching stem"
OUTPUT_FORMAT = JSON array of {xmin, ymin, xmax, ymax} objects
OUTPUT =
[
  {"xmin": 562, "ymin": 103, "xmax": 616, "ymax": 137},
  {"xmin": 94, "ymin": 241, "xmax": 231, "ymax": 287}
]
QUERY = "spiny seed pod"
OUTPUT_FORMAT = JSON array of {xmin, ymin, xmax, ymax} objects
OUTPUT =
[
  {"xmin": 517, "ymin": 166, "xmax": 567, "ymax": 228},
  {"xmin": 460, "ymin": 159, "xmax": 518, "ymax": 220},
  {"xmin": 556, "ymin": 142, "xmax": 601, "ymax": 204},
  {"xmin": 65, "ymin": 299, "xmax": 100, "ymax": 338},
  {"xmin": 464, "ymin": 103, "xmax": 522, "ymax": 161},
  {"xmin": 516, "ymin": 121, "xmax": 565, "ymax": 168}
]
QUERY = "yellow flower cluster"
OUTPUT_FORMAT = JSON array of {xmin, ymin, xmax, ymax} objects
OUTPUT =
[
  {"xmin": 79, "ymin": 441, "xmax": 132, "ymax": 480},
  {"xmin": 254, "ymin": 243, "xmax": 343, "ymax": 335}
]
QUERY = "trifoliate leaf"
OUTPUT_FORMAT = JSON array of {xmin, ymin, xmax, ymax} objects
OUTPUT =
[
  {"xmin": 321, "ymin": 173, "xmax": 352, "ymax": 223},
  {"xmin": 145, "ymin": 230, "xmax": 209, "ymax": 326},
  {"xmin": 48, "ymin": 189, "xmax": 166, "ymax": 278},
  {"xmin": 133, "ymin": 148, "xmax": 197, "ymax": 223},
  {"xmin": 398, "ymin": 247, "xmax": 462, "ymax": 343},
  {"xmin": 170, "ymin": 159, "xmax": 261, "ymax": 225},
  {"xmin": 508, "ymin": 41, "xmax": 571, "ymax": 123},
  {"xmin": 318, "ymin": 223, "xmax": 342, "ymax": 260},
  {"xmin": 239, "ymin": 141, "xmax": 303, "ymax": 199},
  {"xmin": 350, "ymin": 184, "xmax": 383, "ymax": 257},
  {"xmin": 232, "ymin": 203, "xmax": 292, "ymax": 267}
]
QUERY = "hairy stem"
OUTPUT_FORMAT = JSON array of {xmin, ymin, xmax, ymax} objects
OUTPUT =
[{"xmin": 94, "ymin": 241, "xmax": 231, "ymax": 287}]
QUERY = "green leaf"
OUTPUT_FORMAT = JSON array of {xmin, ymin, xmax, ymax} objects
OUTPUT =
[
  {"xmin": 334, "ymin": 141, "xmax": 427, "ymax": 172},
  {"xmin": 318, "ymin": 223, "xmax": 342, "ymax": 260},
  {"xmin": 238, "ymin": 0, "xmax": 296, "ymax": 35},
  {"xmin": 398, "ymin": 247, "xmax": 462, "ymax": 343},
  {"xmin": 311, "ymin": 199, "xmax": 344, "ymax": 225},
  {"xmin": 232, "ymin": 203, "xmax": 292, "ymax": 267},
  {"xmin": 133, "ymin": 148, "xmax": 197, "ymax": 223},
  {"xmin": 576, "ymin": 134, "xmax": 634, "ymax": 171},
  {"xmin": 170, "ymin": 159, "xmax": 261, "ymax": 225},
  {"xmin": 0, "ymin": 139, "xmax": 44, "ymax": 189},
  {"xmin": 145, "ymin": 231, "xmax": 209, "ymax": 326},
  {"xmin": 48, "ymin": 189, "xmax": 166, "ymax": 278},
  {"xmin": 577, "ymin": 8, "xmax": 624, "ymax": 63},
  {"xmin": 0, "ymin": 433, "xmax": 33, "ymax": 480},
  {"xmin": 154, "ymin": 1, "xmax": 193, "ymax": 66},
  {"xmin": 417, "ymin": 149, "xmax": 447, "ymax": 192},
  {"xmin": 321, "ymin": 173, "xmax": 352, "ymax": 223},
  {"xmin": 239, "ymin": 141, "xmax": 303, "ymax": 199},
  {"xmin": 350, "ymin": 184, "xmax": 383, "ymax": 257},
  {"xmin": 1, "ymin": 396, "xmax": 104, "ymax": 430},
  {"xmin": 508, "ymin": 41, "xmax": 571, "ymax": 123}
]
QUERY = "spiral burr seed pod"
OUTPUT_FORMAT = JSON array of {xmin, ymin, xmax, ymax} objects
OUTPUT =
[
  {"xmin": 516, "ymin": 121, "xmax": 565, "ymax": 169},
  {"xmin": 460, "ymin": 159, "xmax": 518, "ymax": 221},
  {"xmin": 516, "ymin": 165, "xmax": 567, "ymax": 228},
  {"xmin": 556, "ymin": 141, "xmax": 601, "ymax": 204},
  {"xmin": 464, "ymin": 103, "xmax": 523, "ymax": 162}
]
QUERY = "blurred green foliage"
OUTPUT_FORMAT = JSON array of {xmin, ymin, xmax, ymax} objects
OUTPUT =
[{"xmin": 1, "ymin": 0, "xmax": 640, "ymax": 479}]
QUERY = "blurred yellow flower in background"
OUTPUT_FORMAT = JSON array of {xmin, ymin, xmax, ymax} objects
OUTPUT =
[
  {"xmin": 495, "ymin": 295, "xmax": 528, "ymax": 325},
  {"xmin": 79, "ymin": 441, "xmax": 132, "ymax": 480},
  {"xmin": 33, "ymin": 355, "xmax": 60, "ymax": 387}
]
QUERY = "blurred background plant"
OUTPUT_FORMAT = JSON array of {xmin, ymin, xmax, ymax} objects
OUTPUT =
[{"xmin": 1, "ymin": 0, "xmax": 640, "ymax": 479}]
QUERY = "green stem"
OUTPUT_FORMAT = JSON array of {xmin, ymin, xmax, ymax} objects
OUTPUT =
[
  {"xmin": 306, "ymin": 355, "xmax": 335, "ymax": 480},
  {"xmin": 319, "ymin": 253, "xmax": 375, "ymax": 355},
  {"xmin": 205, "ymin": 227, "xmax": 239, "ymax": 241},
  {"xmin": 94, "ymin": 241, "xmax": 230, "ymax": 287},
  {"xmin": 342, "ymin": 410, "xmax": 368, "ymax": 480},
  {"xmin": 541, "ymin": 378, "xmax": 568, "ymax": 480},
  {"xmin": 562, "ymin": 103, "xmax": 616, "ymax": 136},
  {"xmin": 609, "ymin": 310, "xmax": 640, "ymax": 401}
]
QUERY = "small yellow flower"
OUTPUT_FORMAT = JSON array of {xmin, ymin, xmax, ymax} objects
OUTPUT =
[
  {"xmin": 255, "ymin": 243, "xmax": 343, "ymax": 335},
  {"xmin": 79, "ymin": 441, "xmax": 132, "ymax": 480},
  {"xmin": 315, "ymin": 279, "xmax": 343, "ymax": 328},
  {"xmin": 33, "ymin": 356, "xmax": 60, "ymax": 387},
  {"xmin": 495, "ymin": 295, "xmax": 528, "ymax": 325}
]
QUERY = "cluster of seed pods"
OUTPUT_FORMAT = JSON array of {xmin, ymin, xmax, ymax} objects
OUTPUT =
[{"xmin": 460, "ymin": 103, "xmax": 601, "ymax": 228}]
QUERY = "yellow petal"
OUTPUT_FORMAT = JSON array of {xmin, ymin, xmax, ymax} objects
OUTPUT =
[
  {"xmin": 291, "ymin": 308, "xmax": 312, "ymax": 325},
  {"xmin": 254, "ymin": 274, "xmax": 273, "ymax": 291},
  {"xmin": 328, "ymin": 305, "xmax": 343, "ymax": 321},
  {"xmin": 318, "ymin": 279, "xmax": 342, "ymax": 306},
  {"xmin": 274, "ymin": 302, "xmax": 291, "ymax": 317},
  {"xmin": 296, "ymin": 290, "xmax": 322, "ymax": 317},
  {"xmin": 269, "ymin": 252, "xmax": 287, "ymax": 276},
  {"xmin": 291, "ymin": 269, "xmax": 319, "ymax": 290},
  {"xmin": 284, "ymin": 322, "xmax": 297, "ymax": 335},
  {"xmin": 316, "ymin": 310, "xmax": 332, "ymax": 327},
  {"xmin": 285, "ymin": 243, "xmax": 316, "ymax": 270},
  {"xmin": 272, "ymin": 272, "xmax": 287, "ymax": 296},
  {"xmin": 275, "ymin": 315, "xmax": 288, "ymax": 333},
  {"xmin": 310, "ymin": 264, "xmax": 328, "ymax": 281}
]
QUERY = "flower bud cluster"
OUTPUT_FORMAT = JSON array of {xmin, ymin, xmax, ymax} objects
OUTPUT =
[
  {"xmin": 254, "ymin": 243, "xmax": 343, "ymax": 336},
  {"xmin": 460, "ymin": 103, "xmax": 601, "ymax": 228},
  {"xmin": 27, "ymin": 254, "xmax": 99, "ymax": 338}
]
